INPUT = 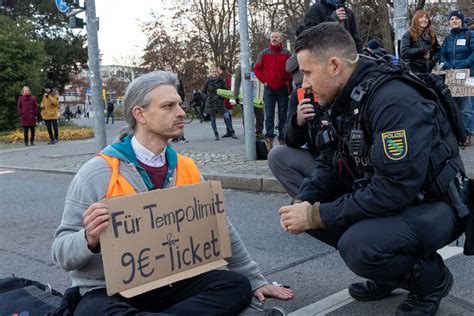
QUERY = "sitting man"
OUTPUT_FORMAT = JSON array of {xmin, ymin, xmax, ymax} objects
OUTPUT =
[
  {"xmin": 52, "ymin": 71, "xmax": 293, "ymax": 315},
  {"xmin": 279, "ymin": 23, "xmax": 467, "ymax": 315}
]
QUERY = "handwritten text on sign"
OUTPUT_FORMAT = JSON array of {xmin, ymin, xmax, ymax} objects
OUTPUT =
[
  {"xmin": 100, "ymin": 181, "xmax": 231, "ymax": 297},
  {"xmin": 444, "ymin": 69, "xmax": 474, "ymax": 97}
]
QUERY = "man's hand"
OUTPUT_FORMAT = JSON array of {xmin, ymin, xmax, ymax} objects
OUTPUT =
[
  {"xmin": 254, "ymin": 284, "xmax": 294, "ymax": 302},
  {"xmin": 296, "ymin": 99, "xmax": 315, "ymax": 127},
  {"xmin": 83, "ymin": 202, "xmax": 110, "ymax": 251},
  {"xmin": 335, "ymin": 7, "xmax": 347, "ymax": 21},
  {"xmin": 279, "ymin": 202, "xmax": 312, "ymax": 234}
]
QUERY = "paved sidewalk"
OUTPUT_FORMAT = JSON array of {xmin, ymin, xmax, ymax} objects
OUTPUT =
[
  {"xmin": 1, "ymin": 119, "xmax": 474, "ymax": 193},
  {"xmin": 0, "ymin": 120, "xmax": 285, "ymax": 193}
]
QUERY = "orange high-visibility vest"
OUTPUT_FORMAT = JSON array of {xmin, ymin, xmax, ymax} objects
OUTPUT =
[{"xmin": 98, "ymin": 153, "xmax": 201, "ymax": 198}]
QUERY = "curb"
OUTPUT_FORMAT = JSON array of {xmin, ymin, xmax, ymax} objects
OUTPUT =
[
  {"xmin": 0, "ymin": 165, "xmax": 287, "ymax": 194},
  {"xmin": 0, "ymin": 165, "xmax": 77, "ymax": 175},
  {"xmin": 3, "ymin": 165, "xmax": 474, "ymax": 194},
  {"xmin": 203, "ymin": 173, "xmax": 286, "ymax": 194}
]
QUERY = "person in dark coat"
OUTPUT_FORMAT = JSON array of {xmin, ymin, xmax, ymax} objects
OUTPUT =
[
  {"xmin": 17, "ymin": 86, "xmax": 38, "ymax": 146},
  {"xmin": 303, "ymin": 0, "xmax": 363, "ymax": 54},
  {"xmin": 401, "ymin": 10, "xmax": 440, "ymax": 73},
  {"xmin": 106, "ymin": 99, "xmax": 115, "ymax": 124},
  {"xmin": 190, "ymin": 89, "xmax": 207, "ymax": 123},
  {"xmin": 440, "ymin": 9, "xmax": 474, "ymax": 145},
  {"xmin": 201, "ymin": 67, "xmax": 229, "ymax": 140}
]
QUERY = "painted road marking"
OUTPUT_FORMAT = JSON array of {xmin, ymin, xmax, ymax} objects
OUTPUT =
[
  {"xmin": 0, "ymin": 168, "xmax": 14, "ymax": 175},
  {"xmin": 289, "ymin": 245, "xmax": 464, "ymax": 316}
]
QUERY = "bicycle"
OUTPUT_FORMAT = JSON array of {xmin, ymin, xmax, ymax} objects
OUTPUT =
[{"xmin": 183, "ymin": 105, "xmax": 200, "ymax": 124}]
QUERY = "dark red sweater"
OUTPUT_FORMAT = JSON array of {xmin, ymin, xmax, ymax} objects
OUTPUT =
[{"xmin": 138, "ymin": 160, "xmax": 168, "ymax": 189}]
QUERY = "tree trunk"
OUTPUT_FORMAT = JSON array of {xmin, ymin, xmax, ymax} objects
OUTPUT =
[{"xmin": 378, "ymin": 0, "xmax": 394, "ymax": 53}]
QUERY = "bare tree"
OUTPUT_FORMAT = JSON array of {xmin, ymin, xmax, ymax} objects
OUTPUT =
[
  {"xmin": 185, "ymin": 0, "xmax": 240, "ymax": 71},
  {"xmin": 141, "ymin": 15, "xmax": 209, "ymax": 94},
  {"xmin": 247, "ymin": 0, "xmax": 308, "ymax": 60}
]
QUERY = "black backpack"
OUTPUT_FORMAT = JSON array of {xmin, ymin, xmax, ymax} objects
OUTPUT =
[
  {"xmin": 0, "ymin": 276, "xmax": 82, "ymax": 315},
  {"xmin": 351, "ymin": 58, "xmax": 467, "ymax": 145},
  {"xmin": 0, "ymin": 276, "xmax": 62, "ymax": 315}
]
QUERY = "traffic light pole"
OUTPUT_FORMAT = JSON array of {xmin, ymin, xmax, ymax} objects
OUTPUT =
[
  {"xmin": 238, "ymin": 0, "xmax": 256, "ymax": 160},
  {"xmin": 393, "ymin": 0, "xmax": 409, "ymax": 58},
  {"xmin": 85, "ymin": 0, "xmax": 107, "ymax": 151}
]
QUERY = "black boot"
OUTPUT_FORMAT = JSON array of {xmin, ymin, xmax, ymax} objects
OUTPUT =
[
  {"xmin": 231, "ymin": 131, "xmax": 237, "ymax": 139},
  {"xmin": 396, "ymin": 266, "xmax": 453, "ymax": 316},
  {"xmin": 215, "ymin": 133, "xmax": 220, "ymax": 141},
  {"xmin": 349, "ymin": 280, "xmax": 397, "ymax": 301},
  {"xmin": 222, "ymin": 132, "xmax": 232, "ymax": 138}
]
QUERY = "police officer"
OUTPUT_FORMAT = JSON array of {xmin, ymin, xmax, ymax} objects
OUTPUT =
[{"xmin": 279, "ymin": 22, "xmax": 466, "ymax": 315}]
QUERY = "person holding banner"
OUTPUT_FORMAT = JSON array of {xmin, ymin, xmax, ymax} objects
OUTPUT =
[
  {"xmin": 52, "ymin": 70, "xmax": 293, "ymax": 315},
  {"xmin": 439, "ymin": 9, "xmax": 474, "ymax": 145}
]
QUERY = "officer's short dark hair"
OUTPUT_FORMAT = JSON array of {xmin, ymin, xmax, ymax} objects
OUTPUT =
[{"xmin": 295, "ymin": 22, "xmax": 357, "ymax": 62}]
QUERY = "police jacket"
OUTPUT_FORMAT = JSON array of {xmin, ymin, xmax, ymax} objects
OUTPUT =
[
  {"xmin": 303, "ymin": 0, "xmax": 363, "ymax": 54},
  {"xmin": 401, "ymin": 30, "xmax": 440, "ymax": 73},
  {"xmin": 295, "ymin": 58, "xmax": 464, "ymax": 228},
  {"xmin": 440, "ymin": 27, "xmax": 474, "ymax": 74}
]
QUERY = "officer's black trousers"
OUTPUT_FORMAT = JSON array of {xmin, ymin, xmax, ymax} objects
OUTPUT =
[{"xmin": 307, "ymin": 201, "xmax": 464, "ymax": 295}]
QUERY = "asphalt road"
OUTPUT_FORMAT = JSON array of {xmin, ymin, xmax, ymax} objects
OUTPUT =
[{"xmin": 1, "ymin": 169, "xmax": 474, "ymax": 315}]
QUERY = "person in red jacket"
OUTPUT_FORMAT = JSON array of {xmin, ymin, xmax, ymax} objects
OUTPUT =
[
  {"xmin": 17, "ymin": 86, "xmax": 38, "ymax": 146},
  {"xmin": 254, "ymin": 31, "xmax": 292, "ymax": 150}
]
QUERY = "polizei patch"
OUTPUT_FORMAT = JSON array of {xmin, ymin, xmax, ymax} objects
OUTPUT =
[{"xmin": 381, "ymin": 130, "xmax": 408, "ymax": 161}]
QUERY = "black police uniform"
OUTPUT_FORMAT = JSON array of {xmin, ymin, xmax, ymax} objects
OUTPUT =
[{"xmin": 296, "ymin": 58, "xmax": 466, "ymax": 300}]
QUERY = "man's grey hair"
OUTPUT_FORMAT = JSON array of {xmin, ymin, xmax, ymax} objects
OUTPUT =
[{"xmin": 120, "ymin": 70, "xmax": 179, "ymax": 138}]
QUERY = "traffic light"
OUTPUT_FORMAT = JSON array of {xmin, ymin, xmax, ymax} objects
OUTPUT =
[
  {"xmin": 70, "ymin": 0, "xmax": 81, "ymax": 8},
  {"xmin": 69, "ymin": 16, "xmax": 84, "ymax": 28}
]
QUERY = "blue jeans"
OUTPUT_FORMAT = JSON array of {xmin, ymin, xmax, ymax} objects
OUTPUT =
[
  {"xmin": 106, "ymin": 112, "xmax": 115, "ymax": 124},
  {"xmin": 464, "ymin": 96, "xmax": 474, "ymax": 134},
  {"xmin": 210, "ymin": 113, "xmax": 234, "ymax": 136},
  {"xmin": 223, "ymin": 110, "xmax": 234, "ymax": 134},
  {"xmin": 210, "ymin": 115, "xmax": 218, "ymax": 136},
  {"xmin": 264, "ymin": 86, "xmax": 289, "ymax": 140}
]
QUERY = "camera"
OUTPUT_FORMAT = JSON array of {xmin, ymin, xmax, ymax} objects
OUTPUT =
[
  {"xmin": 336, "ymin": 0, "xmax": 346, "ymax": 9},
  {"xmin": 315, "ymin": 122, "xmax": 336, "ymax": 149}
]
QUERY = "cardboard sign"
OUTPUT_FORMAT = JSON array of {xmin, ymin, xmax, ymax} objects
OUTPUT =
[
  {"xmin": 100, "ymin": 181, "xmax": 231, "ymax": 297},
  {"xmin": 444, "ymin": 69, "xmax": 474, "ymax": 96}
]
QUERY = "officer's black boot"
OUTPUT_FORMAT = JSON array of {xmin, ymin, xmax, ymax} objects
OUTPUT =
[
  {"xmin": 396, "ymin": 265, "xmax": 453, "ymax": 316},
  {"xmin": 348, "ymin": 280, "xmax": 397, "ymax": 301}
]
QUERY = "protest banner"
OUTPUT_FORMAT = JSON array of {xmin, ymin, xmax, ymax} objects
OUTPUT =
[
  {"xmin": 444, "ymin": 69, "xmax": 474, "ymax": 97},
  {"xmin": 100, "ymin": 181, "xmax": 231, "ymax": 298}
]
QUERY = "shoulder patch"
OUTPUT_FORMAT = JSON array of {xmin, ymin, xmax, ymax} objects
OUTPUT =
[{"xmin": 381, "ymin": 130, "xmax": 408, "ymax": 161}]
